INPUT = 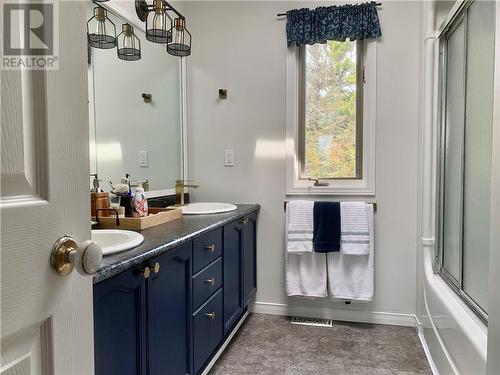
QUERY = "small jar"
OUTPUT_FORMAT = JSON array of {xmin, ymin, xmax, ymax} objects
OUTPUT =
[{"xmin": 132, "ymin": 188, "xmax": 148, "ymax": 218}]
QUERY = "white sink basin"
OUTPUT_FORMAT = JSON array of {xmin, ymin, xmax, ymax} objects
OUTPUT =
[
  {"xmin": 179, "ymin": 202, "xmax": 237, "ymax": 215},
  {"xmin": 92, "ymin": 229, "xmax": 144, "ymax": 256}
]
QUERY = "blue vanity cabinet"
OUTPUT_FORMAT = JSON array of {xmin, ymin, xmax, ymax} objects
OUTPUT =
[
  {"xmin": 147, "ymin": 242, "xmax": 192, "ymax": 375},
  {"xmin": 94, "ymin": 267, "xmax": 147, "ymax": 375},
  {"xmin": 223, "ymin": 219, "xmax": 244, "ymax": 334},
  {"xmin": 243, "ymin": 212, "xmax": 257, "ymax": 306},
  {"xmin": 94, "ymin": 243, "xmax": 193, "ymax": 375},
  {"xmin": 94, "ymin": 208, "xmax": 259, "ymax": 375}
]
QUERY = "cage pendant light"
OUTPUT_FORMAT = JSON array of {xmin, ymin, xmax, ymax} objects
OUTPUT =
[
  {"xmin": 167, "ymin": 18, "xmax": 191, "ymax": 57},
  {"xmin": 146, "ymin": 0, "xmax": 172, "ymax": 44},
  {"xmin": 87, "ymin": 7, "xmax": 116, "ymax": 49},
  {"xmin": 117, "ymin": 24, "xmax": 141, "ymax": 61}
]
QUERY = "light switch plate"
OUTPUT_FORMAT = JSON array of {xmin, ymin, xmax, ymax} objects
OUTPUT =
[
  {"xmin": 224, "ymin": 149, "xmax": 234, "ymax": 167},
  {"xmin": 139, "ymin": 151, "xmax": 148, "ymax": 167}
]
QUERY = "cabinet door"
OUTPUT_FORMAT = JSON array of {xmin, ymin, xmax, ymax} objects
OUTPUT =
[
  {"xmin": 147, "ymin": 243, "xmax": 192, "ymax": 375},
  {"xmin": 94, "ymin": 268, "xmax": 147, "ymax": 375},
  {"xmin": 223, "ymin": 219, "xmax": 244, "ymax": 334},
  {"xmin": 243, "ymin": 213, "xmax": 257, "ymax": 306}
]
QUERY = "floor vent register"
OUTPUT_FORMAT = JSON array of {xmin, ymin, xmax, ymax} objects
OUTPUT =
[{"xmin": 290, "ymin": 316, "xmax": 334, "ymax": 328}]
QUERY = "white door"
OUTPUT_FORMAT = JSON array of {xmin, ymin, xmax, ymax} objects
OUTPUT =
[{"xmin": 1, "ymin": 2, "xmax": 96, "ymax": 374}]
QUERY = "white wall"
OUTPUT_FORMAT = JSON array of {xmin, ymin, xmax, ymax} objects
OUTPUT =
[{"xmin": 184, "ymin": 1, "xmax": 421, "ymax": 323}]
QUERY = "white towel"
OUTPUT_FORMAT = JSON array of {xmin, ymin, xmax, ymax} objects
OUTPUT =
[
  {"xmin": 340, "ymin": 202, "xmax": 370, "ymax": 255},
  {"xmin": 285, "ymin": 202, "xmax": 327, "ymax": 297},
  {"xmin": 285, "ymin": 253, "xmax": 328, "ymax": 297},
  {"xmin": 286, "ymin": 201, "xmax": 314, "ymax": 254},
  {"xmin": 327, "ymin": 203, "xmax": 374, "ymax": 301}
]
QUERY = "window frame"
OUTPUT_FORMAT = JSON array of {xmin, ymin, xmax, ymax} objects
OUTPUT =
[
  {"xmin": 285, "ymin": 39, "xmax": 376, "ymax": 195},
  {"xmin": 297, "ymin": 40, "xmax": 365, "ymax": 181},
  {"xmin": 435, "ymin": 0, "xmax": 488, "ymax": 324}
]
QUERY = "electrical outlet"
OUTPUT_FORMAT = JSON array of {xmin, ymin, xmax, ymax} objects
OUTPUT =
[
  {"xmin": 224, "ymin": 149, "xmax": 234, "ymax": 167},
  {"xmin": 139, "ymin": 151, "xmax": 148, "ymax": 167}
]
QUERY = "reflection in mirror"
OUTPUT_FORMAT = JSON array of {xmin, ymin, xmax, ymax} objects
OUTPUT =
[{"xmin": 88, "ymin": 4, "xmax": 183, "ymax": 195}]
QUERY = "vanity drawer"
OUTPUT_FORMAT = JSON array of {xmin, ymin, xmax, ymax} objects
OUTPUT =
[
  {"xmin": 192, "ymin": 258, "xmax": 222, "ymax": 311},
  {"xmin": 193, "ymin": 228, "xmax": 222, "ymax": 273},
  {"xmin": 193, "ymin": 289, "xmax": 223, "ymax": 374}
]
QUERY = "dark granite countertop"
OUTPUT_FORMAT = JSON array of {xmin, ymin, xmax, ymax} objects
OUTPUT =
[{"xmin": 94, "ymin": 204, "xmax": 260, "ymax": 283}]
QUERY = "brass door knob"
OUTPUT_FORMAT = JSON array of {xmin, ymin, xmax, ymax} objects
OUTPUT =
[
  {"xmin": 51, "ymin": 236, "xmax": 102, "ymax": 276},
  {"xmin": 205, "ymin": 312, "xmax": 216, "ymax": 320},
  {"xmin": 205, "ymin": 278, "xmax": 215, "ymax": 286},
  {"xmin": 205, "ymin": 244, "xmax": 216, "ymax": 253}
]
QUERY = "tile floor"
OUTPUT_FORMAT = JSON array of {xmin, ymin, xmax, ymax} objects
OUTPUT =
[{"xmin": 210, "ymin": 314, "xmax": 431, "ymax": 375}]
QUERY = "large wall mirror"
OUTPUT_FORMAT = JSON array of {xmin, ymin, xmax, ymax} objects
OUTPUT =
[{"xmin": 88, "ymin": 3, "xmax": 184, "ymax": 196}]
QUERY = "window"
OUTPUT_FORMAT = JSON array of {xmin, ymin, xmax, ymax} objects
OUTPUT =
[
  {"xmin": 436, "ymin": 0, "xmax": 495, "ymax": 323},
  {"xmin": 299, "ymin": 40, "xmax": 363, "ymax": 180},
  {"xmin": 286, "ymin": 39, "xmax": 375, "ymax": 195}
]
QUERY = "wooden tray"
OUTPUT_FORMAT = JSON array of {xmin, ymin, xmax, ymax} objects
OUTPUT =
[{"xmin": 97, "ymin": 207, "xmax": 182, "ymax": 231}]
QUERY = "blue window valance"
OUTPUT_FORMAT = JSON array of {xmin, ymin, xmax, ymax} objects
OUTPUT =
[{"xmin": 286, "ymin": 2, "xmax": 382, "ymax": 46}]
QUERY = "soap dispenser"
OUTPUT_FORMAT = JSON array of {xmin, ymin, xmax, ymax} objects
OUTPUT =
[{"xmin": 132, "ymin": 181, "xmax": 148, "ymax": 218}]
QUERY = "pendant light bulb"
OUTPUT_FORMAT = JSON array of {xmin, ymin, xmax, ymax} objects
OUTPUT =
[{"xmin": 153, "ymin": 13, "xmax": 164, "ymax": 30}]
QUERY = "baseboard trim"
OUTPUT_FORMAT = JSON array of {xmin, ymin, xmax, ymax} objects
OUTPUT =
[
  {"xmin": 248, "ymin": 301, "xmax": 416, "ymax": 327},
  {"xmin": 200, "ymin": 311, "xmax": 249, "ymax": 375}
]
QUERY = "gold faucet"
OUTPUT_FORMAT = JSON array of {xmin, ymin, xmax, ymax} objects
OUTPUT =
[{"xmin": 175, "ymin": 180, "xmax": 199, "ymax": 206}]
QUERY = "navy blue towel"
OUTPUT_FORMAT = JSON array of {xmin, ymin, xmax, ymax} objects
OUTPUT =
[{"xmin": 313, "ymin": 202, "xmax": 341, "ymax": 252}]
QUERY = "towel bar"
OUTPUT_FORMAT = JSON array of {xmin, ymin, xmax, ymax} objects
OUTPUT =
[{"xmin": 284, "ymin": 201, "xmax": 377, "ymax": 213}]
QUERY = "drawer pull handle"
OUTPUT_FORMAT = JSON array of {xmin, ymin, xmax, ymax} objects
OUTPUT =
[
  {"xmin": 152, "ymin": 262, "xmax": 160, "ymax": 274},
  {"xmin": 205, "ymin": 278, "xmax": 215, "ymax": 286},
  {"xmin": 239, "ymin": 218, "xmax": 248, "ymax": 225},
  {"xmin": 205, "ymin": 244, "xmax": 216, "ymax": 252},
  {"xmin": 141, "ymin": 267, "xmax": 151, "ymax": 279},
  {"xmin": 205, "ymin": 312, "xmax": 216, "ymax": 320}
]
